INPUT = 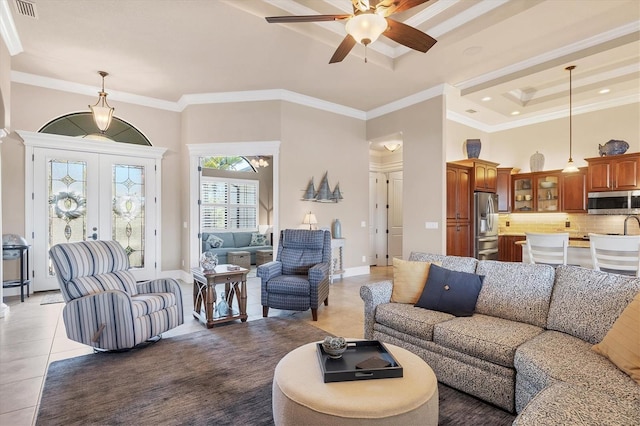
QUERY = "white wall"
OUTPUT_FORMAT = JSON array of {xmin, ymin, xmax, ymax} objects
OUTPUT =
[{"xmin": 367, "ymin": 96, "xmax": 446, "ymax": 256}]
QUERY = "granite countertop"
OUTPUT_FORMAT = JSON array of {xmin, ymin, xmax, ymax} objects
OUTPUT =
[{"xmin": 514, "ymin": 239, "xmax": 590, "ymax": 248}]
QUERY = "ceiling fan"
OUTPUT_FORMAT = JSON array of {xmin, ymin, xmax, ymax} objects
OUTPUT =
[{"xmin": 265, "ymin": 0, "xmax": 437, "ymax": 63}]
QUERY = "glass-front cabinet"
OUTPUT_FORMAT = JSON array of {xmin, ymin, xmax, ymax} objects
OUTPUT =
[
  {"xmin": 512, "ymin": 172, "xmax": 562, "ymax": 213},
  {"xmin": 513, "ymin": 176, "xmax": 533, "ymax": 212},
  {"xmin": 535, "ymin": 173, "xmax": 560, "ymax": 212}
]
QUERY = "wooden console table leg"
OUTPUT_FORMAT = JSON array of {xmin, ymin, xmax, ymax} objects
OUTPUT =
[
  {"xmin": 240, "ymin": 277, "xmax": 247, "ymax": 322},
  {"xmin": 193, "ymin": 280, "xmax": 203, "ymax": 320},
  {"xmin": 206, "ymin": 280, "xmax": 217, "ymax": 328}
]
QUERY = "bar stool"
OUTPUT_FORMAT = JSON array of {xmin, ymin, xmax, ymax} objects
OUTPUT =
[
  {"xmin": 525, "ymin": 232, "xmax": 568, "ymax": 266},
  {"xmin": 589, "ymin": 233, "xmax": 640, "ymax": 277}
]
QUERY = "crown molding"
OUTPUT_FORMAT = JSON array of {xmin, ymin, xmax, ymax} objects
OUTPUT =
[
  {"xmin": 11, "ymin": 71, "xmax": 182, "ymax": 111},
  {"xmin": 0, "ymin": 0, "xmax": 23, "ymax": 55},
  {"xmin": 366, "ymin": 84, "xmax": 446, "ymax": 119},
  {"xmin": 486, "ymin": 92, "xmax": 640, "ymax": 132},
  {"xmin": 446, "ymin": 110, "xmax": 492, "ymax": 133},
  {"xmin": 457, "ymin": 21, "xmax": 640, "ymax": 93},
  {"xmin": 181, "ymin": 89, "xmax": 366, "ymax": 120}
]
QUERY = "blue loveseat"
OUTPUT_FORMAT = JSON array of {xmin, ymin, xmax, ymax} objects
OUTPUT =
[{"xmin": 201, "ymin": 231, "xmax": 272, "ymax": 265}]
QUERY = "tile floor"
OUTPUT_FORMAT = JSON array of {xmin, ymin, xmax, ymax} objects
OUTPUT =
[{"xmin": 0, "ymin": 266, "xmax": 392, "ymax": 425}]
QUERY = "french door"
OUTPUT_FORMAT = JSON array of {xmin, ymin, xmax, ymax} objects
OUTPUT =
[{"xmin": 21, "ymin": 131, "xmax": 165, "ymax": 292}]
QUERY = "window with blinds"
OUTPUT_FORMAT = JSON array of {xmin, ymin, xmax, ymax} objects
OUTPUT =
[{"xmin": 201, "ymin": 177, "xmax": 259, "ymax": 231}]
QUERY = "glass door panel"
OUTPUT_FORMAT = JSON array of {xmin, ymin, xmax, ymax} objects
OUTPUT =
[
  {"xmin": 112, "ymin": 164, "xmax": 146, "ymax": 269},
  {"xmin": 513, "ymin": 176, "xmax": 533, "ymax": 212},
  {"xmin": 33, "ymin": 149, "xmax": 157, "ymax": 291},
  {"xmin": 536, "ymin": 174, "xmax": 560, "ymax": 212}
]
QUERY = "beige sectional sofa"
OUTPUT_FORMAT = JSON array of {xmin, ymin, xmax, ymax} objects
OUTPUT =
[{"xmin": 360, "ymin": 252, "xmax": 640, "ymax": 424}]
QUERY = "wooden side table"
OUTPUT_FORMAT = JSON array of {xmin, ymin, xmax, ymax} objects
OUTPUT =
[
  {"xmin": 2, "ymin": 244, "xmax": 31, "ymax": 302},
  {"xmin": 192, "ymin": 265, "xmax": 248, "ymax": 328}
]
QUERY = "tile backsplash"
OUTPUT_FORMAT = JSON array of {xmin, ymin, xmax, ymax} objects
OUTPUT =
[{"xmin": 498, "ymin": 213, "xmax": 640, "ymax": 237}]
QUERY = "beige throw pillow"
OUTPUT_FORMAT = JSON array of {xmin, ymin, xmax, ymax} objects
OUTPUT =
[
  {"xmin": 592, "ymin": 292, "xmax": 640, "ymax": 384},
  {"xmin": 391, "ymin": 258, "xmax": 438, "ymax": 304}
]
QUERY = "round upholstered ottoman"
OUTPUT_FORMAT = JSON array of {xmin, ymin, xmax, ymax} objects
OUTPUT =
[{"xmin": 272, "ymin": 341, "xmax": 438, "ymax": 425}]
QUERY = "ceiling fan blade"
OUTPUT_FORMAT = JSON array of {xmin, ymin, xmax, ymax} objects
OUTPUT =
[
  {"xmin": 329, "ymin": 35, "xmax": 357, "ymax": 64},
  {"xmin": 266, "ymin": 15, "xmax": 351, "ymax": 24},
  {"xmin": 377, "ymin": 0, "xmax": 430, "ymax": 17},
  {"xmin": 384, "ymin": 18, "xmax": 436, "ymax": 53}
]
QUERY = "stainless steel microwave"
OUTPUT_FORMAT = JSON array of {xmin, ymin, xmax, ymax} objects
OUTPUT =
[{"xmin": 587, "ymin": 190, "xmax": 640, "ymax": 215}]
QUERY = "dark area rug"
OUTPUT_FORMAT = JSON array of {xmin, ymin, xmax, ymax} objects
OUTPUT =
[{"xmin": 37, "ymin": 318, "xmax": 515, "ymax": 425}]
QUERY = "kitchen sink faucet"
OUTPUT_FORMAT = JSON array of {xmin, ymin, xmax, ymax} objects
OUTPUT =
[{"xmin": 623, "ymin": 215, "xmax": 640, "ymax": 235}]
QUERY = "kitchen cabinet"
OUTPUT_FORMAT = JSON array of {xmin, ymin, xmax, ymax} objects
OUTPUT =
[
  {"xmin": 497, "ymin": 167, "xmax": 514, "ymax": 212},
  {"xmin": 512, "ymin": 172, "xmax": 561, "ymax": 212},
  {"xmin": 446, "ymin": 163, "xmax": 471, "ymax": 256},
  {"xmin": 535, "ymin": 172, "xmax": 561, "ymax": 212},
  {"xmin": 561, "ymin": 167, "xmax": 587, "ymax": 212},
  {"xmin": 512, "ymin": 175, "xmax": 534, "ymax": 212},
  {"xmin": 447, "ymin": 222, "xmax": 471, "ymax": 257},
  {"xmin": 498, "ymin": 235, "xmax": 525, "ymax": 262},
  {"xmin": 586, "ymin": 152, "xmax": 640, "ymax": 192},
  {"xmin": 452, "ymin": 159, "xmax": 499, "ymax": 193},
  {"xmin": 446, "ymin": 164, "xmax": 471, "ymax": 222}
]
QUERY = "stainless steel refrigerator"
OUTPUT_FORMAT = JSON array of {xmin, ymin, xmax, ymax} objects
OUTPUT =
[{"xmin": 474, "ymin": 192, "xmax": 499, "ymax": 260}]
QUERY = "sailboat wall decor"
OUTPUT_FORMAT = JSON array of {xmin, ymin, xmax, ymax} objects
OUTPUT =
[{"xmin": 301, "ymin": 172, "xmax": 343, "ymax": 203}]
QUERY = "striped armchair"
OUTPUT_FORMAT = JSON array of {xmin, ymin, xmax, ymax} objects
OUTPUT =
[
  {"xmin": 49, "ymin": 240, "xmax": 184, "ymax": 351},
  {"xmin": 257, "ymin": 229, "xmax": 331, "ymax": 321}
]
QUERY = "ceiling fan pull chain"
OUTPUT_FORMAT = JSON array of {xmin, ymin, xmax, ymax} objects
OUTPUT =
[{"xmin": 365, "ymin": 44, "xmax": 368, "ymax": 63}]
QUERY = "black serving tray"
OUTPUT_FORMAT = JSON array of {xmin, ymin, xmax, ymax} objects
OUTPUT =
[{"xmin": 316, "ymin": 340, "xmax": 403, "ymax": 383}]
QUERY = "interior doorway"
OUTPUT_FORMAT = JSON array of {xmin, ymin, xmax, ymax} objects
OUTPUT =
[
  {"xmin": 368, "ymin": 133, "xmax": 404, "ymax": 266},
  {"xmin": 188, "ymin": 142, "xmax": 280, "ymax": 269}
]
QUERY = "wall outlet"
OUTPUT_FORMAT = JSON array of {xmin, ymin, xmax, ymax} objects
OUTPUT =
[
  {"xmin": 181, "ymin": 259, "xmax": 185, "ymax": 267},
  {"xmin": 425, "ymin": 221, "xmax": 439, "ymax": 229},
  {"xmin": 361, "ymin": 221, "xmax": 366, "ymax": 228},
  {"xmin": 362, "ymin": 255, "xmax": 366, "ymax": 262},
  {"xmin": 565, "ymin": 221, "xmax": 570, "ymax": 228},
  {"xmin": 183, "ymin": 221, "xmax": 187, "ymax": 229},
  {"xmin": 506, "ymin": 221, "xmax": 510, "ymax": 227}
]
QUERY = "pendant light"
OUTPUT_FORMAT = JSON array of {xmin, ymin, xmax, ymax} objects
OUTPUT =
[
  {"xmin": 562, "ymin": 65, "xmax": 579, "ymax": 173},
  {"xmin": 89, "ymin": 71, "xmax": 115, "ymax": 133}
]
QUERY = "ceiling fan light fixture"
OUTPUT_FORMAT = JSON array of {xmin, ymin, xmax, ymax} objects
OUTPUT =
[
  {"xmin": 345, "ymin": 13, "xmax": 387, "ymax": 45},
  {"xmin": 88, "ymin": 71, "xmax": 114, "ymax": 133}
]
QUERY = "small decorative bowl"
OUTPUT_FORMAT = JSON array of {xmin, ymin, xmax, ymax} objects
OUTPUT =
[{"xmin": 322, "ymin": 336, "xmax": 347, "ymax": 359}]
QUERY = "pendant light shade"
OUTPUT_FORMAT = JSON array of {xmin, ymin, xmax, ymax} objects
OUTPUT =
[
  {"xmin": 89, "ymin": 71, "xmax": 115, "ymax": 133},
  {"xmin": 562, "ymin": 65, "xmax": 579, "ymax": 173}
]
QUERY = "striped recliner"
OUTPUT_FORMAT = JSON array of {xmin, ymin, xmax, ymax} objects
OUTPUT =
[
  {"xmin": 257, "ymin": 229, "xmax": 331, "ymax": 321},
  {"xmin": 49, "ymin": 240, "xmax": 184, "ymax": 350}
]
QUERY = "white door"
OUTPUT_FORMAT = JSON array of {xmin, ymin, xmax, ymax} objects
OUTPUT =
[
  {"xmin": 387, "ymin": 171, "xmax": 403, "ymax": 265},
  {"xmin": 368, "ymin": 172, "xmax": 377, "ymax": 265},
  {"xmin": 29, "ymin": 141, "xmax": 161, "ymax": 291},
  {"xmin": 369, "ymin": 171, "xmax": 388, "ymax": 266}
]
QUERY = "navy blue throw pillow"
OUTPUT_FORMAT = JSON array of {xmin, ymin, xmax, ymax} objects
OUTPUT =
[{"xmin": 414, "ymin": 264, "xmax": 484, "ymax": 317}]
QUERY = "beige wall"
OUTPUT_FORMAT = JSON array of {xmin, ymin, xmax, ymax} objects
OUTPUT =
[
  {"xmin": 488, "ymin": 103, "xmax": 640, "ymax": 172},
  {"xmin": 367, "ymin": 96, "xmax": 446, "ymax": 257},
  {"xmin": 181, "ymin": 101, "xmax": 369, "ymax": 271},
  {"xmin": 0, "ymin": 37, "xmax": 10, "ymax": 131},
  {"xmin": 446, "ymin": 120, "xmax": 491, "ymax": 162}
]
